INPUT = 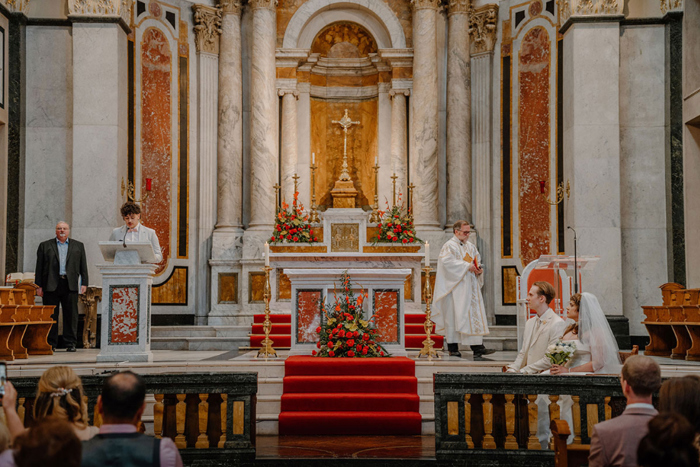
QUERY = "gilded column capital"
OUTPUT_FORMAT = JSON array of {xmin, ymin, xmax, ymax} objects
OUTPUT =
[
  {"xmin": 660, "ymin": 0, "xmax": 682, "ymax": 14},
  {"xmin": 193, "ymin": 4, "xmax": 222, "ymax": 55},
  {"xmin": 249, "ymin": 0, "xmax": 277, "ymax": 10},
  {"xmin": 218, "ymin": 0, "xmax": 243, "ymax": 15},
  {"xmin": 411, "ymin": 0, "xmax": 441, "ymax": 11},
  {"xmin": 558, "ymin": 0, "xmax": 624, "ymax": 23},
  {"xmin": 4, "ymin": 0, "xmax": 31, "ymax": 13},
  {"xmin": 448, "ymin": 0, "xmax": 471, "ymax": 16},
  {"xmin": 468, "ymin": 4, "xmax": 498, "ymax": 55}
]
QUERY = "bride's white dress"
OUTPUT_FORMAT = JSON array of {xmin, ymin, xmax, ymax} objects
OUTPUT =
[{"xmin": 536, "ymin": 339, "xmax": 591, "ymax": 448}]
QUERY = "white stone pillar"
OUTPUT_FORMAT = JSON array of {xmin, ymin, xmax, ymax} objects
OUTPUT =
[
  {"xmin": 193, "ymin": 4, "xmax": 221, "ymax": 324},
  {"xmin": 215, "ymin": 0, "xmax": 243, "ymax": 233},
  {"xmin": 562, "ymin": 6, "xmax": 624, "ymax": 316},
  {"xmin": 248, "ymin": 0, "xmax": 278, "ymax": 230},
  {"xmin": 68, "ymin": 1, "xmax": 131, "ymax": 287},
  {"xmin": 469, "ymin": 4, "xmax": 498, "ymax": 325},
  {"xmin": 390, "ymin": 89, "xmax": 409, "ymax": 203},
  {"xmin": 410, "ymin": 0, "xmax": 441, "ymax": 230},
  {"xmin": 279, "ymin": 89, "xmax": 298, "ymax": 205},
  {"xmin": 296, "ymin": 80, "xmax": 312, "ymax": 209},
  {"xmin": 446, "ymin": 0, "xmax": 471, "ymax": 226},
  {"xmin": 377, "ymin": 82, "xmax": 392, "ymax": 209}
]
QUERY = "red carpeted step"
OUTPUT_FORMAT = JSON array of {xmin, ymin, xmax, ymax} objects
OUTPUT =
[
  {"xmin": 283, "ymin": 375, "xmax": 417, "ymax": 394},
  {"xmin": 404, "ymin": 314, "xmax": 434, "ymax": 324},
  {"xmin": 405, "ymin": 335, "xmax": 444, "ymax": 349},
  {"xmin": 405, "ymin": 323, "xmax": 436, "ymax": 334},
  {"xmin": 284, "ymin": 356, "xmax": 415, "ymax": 376},
  {"xmin": 251, "ymin": 324, "xmax": 291, "ymax": 335},
  {"xmin": 281, "ymin": 393, "xmax": 420, "ymax": 412},
  {"xmin": 278, "ymin": 411, "xmax": 422, "ymax": 436},
  {"xmin": 253, "ymin": 314, "xmax": 291, "ymax": 324},
  {"xmin": 249, "ymin": 335, "xmax": 291, "ymax": 347}
]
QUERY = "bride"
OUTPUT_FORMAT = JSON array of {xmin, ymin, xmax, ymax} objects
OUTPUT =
[{"xmin": 537, "ymin": 292, "xmax": 622, "ymax": 447}]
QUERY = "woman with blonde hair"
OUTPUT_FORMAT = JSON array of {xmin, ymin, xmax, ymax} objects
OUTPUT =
[{"xmin": 2, "ymin": 366, "xmax": 99, "ymax": 441}]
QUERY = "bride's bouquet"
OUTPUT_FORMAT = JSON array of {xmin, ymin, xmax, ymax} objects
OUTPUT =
[{"xmin": 545, "ymin": 340, "xmax": 577, "ymax": 366}]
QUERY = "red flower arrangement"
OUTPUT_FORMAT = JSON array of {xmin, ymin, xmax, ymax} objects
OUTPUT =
[
  {"xmin": 373, "ymin": 195, "xmax": 422, "ymax": 244},
  {"xmin": 269, "ymin": 191, "xmax": 318, "ymax": 244},
  {"xmin": 314, "ymin": 272, "xmax": 390, "ymax": 358}
]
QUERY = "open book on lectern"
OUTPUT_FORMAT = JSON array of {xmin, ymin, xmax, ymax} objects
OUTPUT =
[{"xmin": 99, "ymin": 241, "xmax": 157, "ymax": 263}]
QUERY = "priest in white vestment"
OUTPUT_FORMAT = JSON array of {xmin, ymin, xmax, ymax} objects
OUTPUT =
[{"xmin": 432, "ymin": 221, "xmax": 493, "ymax": 358}]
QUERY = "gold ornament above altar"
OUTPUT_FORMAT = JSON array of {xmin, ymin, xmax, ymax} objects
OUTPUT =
[{"xmin": 330, "ymin": 109, "xmax": 360, "ymax": 208}]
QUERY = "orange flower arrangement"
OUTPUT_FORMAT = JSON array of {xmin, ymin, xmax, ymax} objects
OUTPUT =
[{"xmin": 269, "ymin": 191, "xmax": 318, "ymax": 244}]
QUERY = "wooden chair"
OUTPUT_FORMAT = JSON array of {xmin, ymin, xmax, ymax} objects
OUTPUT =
[
  {"xmin": 551, "ymin": 419, "xmax": 590, "ymax": 467},
  {"xmin": 619, "ymin": 345, "xmax": 639, "ymax": 364}
]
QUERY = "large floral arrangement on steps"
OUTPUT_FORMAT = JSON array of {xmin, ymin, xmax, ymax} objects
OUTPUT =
[
  {"xmin": 269, "ymin": 192, "xmax": 318, "ymax": 244},
  {"xmin": 313, "ymin": 272, "xmax": 390, "ymax": 358},
  {"xmin": 374, "ymin": 197, "xmax": 421, "ymax": 244}
]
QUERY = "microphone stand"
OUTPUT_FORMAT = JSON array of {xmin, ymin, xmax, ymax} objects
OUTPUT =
[{"xmin": 567, "ymin": 226, "xmax": 578, "ymax": 293}]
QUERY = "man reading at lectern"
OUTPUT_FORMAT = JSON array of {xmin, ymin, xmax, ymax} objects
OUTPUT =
[
  {"xmin": 110, "ymin": 202, "xmax": 163, "ymax": 263},
  {"xmin": 432, "ymin": 221, "xmax": 494, "ymax": 358}
]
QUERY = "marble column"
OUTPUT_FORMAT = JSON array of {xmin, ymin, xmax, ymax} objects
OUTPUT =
[
  {"xmin": 216, "ymin": 0, "xmax": 243, "ymax": 233},
  {"xmin": 446, "ymin": 0, "xmax": 472, "ymax": 226},
  {"xmin": 193, "ymin": 4, "xmax": 222, "ymax": 324},
  {"xmin": 410, "ymin": 0, "xmax": 441, "ymax": 230},
  {"xmin": 279, "ymin": 89, "xmax": 298, "ymax": 205},
  {"xmin": 390, "ymin": 89, "xmax": 409, "ymax": 203},
  {"xmin": 248, "ymin": 0, "xmax": 278, "ymax": 230},
  {"xmin": 296, "ymin": 80, "xmax": 312, "ymax": 209},
  {"xmin": 377, "ymin": 82, "xmax": 392, "ymax": 209},
  {"xmin": 562, "ymin": 5, "xmax": 625, "ymax": 317},
  {"xmin": 469, "ymin": 4, "xmax": 498, "ymax": 325},
  {"xmin": 68, "ymin": 1, "xmax": 131, "ymax": 287}
]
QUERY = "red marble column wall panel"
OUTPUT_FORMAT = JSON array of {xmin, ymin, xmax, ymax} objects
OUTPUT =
[
  {"xmin": 110, "ymin": 286, "xmax": 140, "ymax": 344},
  {"xmin": 373, "ymin": 290, "xmax": 399, "ymax": 343},
  {"xmin": 297, "ymin": 290, "xmax": 322, "ymax": 343},
  {"xmin": 141, "ymin": 27, "xmax": 172, "ymax": 275},
  {"xmin": 518, "ymin": 27, "xmax": 551, "ymax": 267}
]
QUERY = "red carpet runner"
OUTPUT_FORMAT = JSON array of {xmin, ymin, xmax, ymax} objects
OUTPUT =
[{"xmin": 278, "ymin": 356, "xmax": 422, "ymax": 435}]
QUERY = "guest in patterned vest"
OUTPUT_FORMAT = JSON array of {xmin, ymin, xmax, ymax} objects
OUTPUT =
[{"xmin": 81, "ymin": 371, "xmax": 182, "ymax": 467}]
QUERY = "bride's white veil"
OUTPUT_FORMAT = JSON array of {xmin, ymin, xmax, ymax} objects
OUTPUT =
[{"xmin": 578, "ymin": 292, "xmax": 622, "ymax": 374}]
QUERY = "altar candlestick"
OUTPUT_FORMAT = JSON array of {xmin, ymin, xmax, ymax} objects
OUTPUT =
[
  {"xmin": 425, "ymin": 242, "xmax": 430, "ymax": 266},
  {"xmin": 312, "ymin": 152, "xmax": 315, "ymax": 164},
  {"xmin": 264, "ymin": 242, "xmax": 270, "ymax": 266}
]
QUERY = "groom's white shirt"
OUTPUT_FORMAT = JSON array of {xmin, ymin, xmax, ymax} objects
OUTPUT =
[{"xmin": 507, "ymin": 308, "xmax": 567, "ymax": 374}]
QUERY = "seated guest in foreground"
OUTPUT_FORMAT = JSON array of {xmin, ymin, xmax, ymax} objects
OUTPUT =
[
  {"xmin": 549, "ymin": 292, "xmax": 621, "ymax": 375},
  {"xmin": 506, "ymin": 281, "xmax": 566, "ymax": 374},
  {"xmin": 2, "ymin": 366, "xmax": 98, "ymax": 442},
  {"xmin": 109, "ymin": 202, "xmax": 163, "ymax": 263},
  {"xmin": 81, "ymin": 371, "xmax": 182, "ymax": 467},
  {"xmin": 0, "ymin": 419, "xmax": 82, "ymax": 467},
  {"xmin": 657, "ymin": 375, "xmax": 700, "ymax": 453},
  {"xmin": 588, "ymin": 355, "xmax": 661, "ymax": 467},
  {"xmin": 637, "ymin": 412, "xmax": 699, "ymax": 467}
]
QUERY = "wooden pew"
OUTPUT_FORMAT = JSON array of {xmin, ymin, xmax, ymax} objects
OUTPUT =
[
  {"xmin": 551, "ymin": 419, "xmax": 590, "ymax": 467},
  {"xmin": 0, "ymin": 288, "xmax": 54, "ymax": 360}
]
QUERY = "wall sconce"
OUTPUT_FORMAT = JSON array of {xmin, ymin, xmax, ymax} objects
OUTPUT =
[
  {"xmin": 121, "ymin": 178, "xmax": 150, "ymax": 203},
  {"xmin": 539, "ymin": 179, "xmax": 570, "ymax": 205}
]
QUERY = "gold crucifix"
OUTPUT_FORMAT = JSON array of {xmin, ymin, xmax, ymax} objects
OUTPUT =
[{"xmin": 332, "ymin": 109, "xmax": 360, "ymax": 182}]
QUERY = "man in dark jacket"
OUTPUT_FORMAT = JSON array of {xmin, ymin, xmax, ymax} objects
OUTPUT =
[{"xmin": 35, "ymin": 221, "xmax": 88, "ymax": 352}]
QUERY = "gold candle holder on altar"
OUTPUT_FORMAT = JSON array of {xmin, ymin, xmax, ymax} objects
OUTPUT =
[
  {"xmin": 257, "ymin": 265, "xmax": 277, "ymax": 359},
  {"xmin": 407, "ymin": 183, "xmax": 415, "ymax": 221},
  {"xmin": 309, "ymin": 157, "xmax": 320, "ymax": 223},
  {"xmin": 368, "ymin": 159, "xmax": 381, "ymax": 223},
  {"xmin": 418, "ymin": 265, "xmax": 440, "ymax": 360}
]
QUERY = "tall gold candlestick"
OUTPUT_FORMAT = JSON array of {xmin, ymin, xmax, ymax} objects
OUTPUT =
[
  {"xmin": 417, "ymin": 265, "xmax": 440, "ymax": 360},
  {"xmin": 309, "ymin": 163, "xmax": 320, "ymax": 223},
  {"xmin": 257, "ymin": 265, "xmax": 277, "ymax": 359},
  {"xmin": 391, "ymin": 173, "xmax": 398, "ymax": 207},
  {"xmin": 369, "ymin": 161, "xmax": 381, "ymax": 223},
  {"xmin": 407, "ymin": 183, "xmax": 415, "ymax": 221}
]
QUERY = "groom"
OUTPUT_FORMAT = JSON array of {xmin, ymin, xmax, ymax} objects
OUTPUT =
[{"xmin": 506, "ymin": 281, "xmax": 567, "ymax": 374}]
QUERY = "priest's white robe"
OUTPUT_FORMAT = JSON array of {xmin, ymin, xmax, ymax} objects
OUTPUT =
[{"xmin": 432, "ymin": 236, "xmax": 489, "ymax": 345}]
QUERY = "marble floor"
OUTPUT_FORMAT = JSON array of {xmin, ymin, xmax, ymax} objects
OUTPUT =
[{"xmin": 256, "ymin": 435, "xmax": 435, "ymax": 459}]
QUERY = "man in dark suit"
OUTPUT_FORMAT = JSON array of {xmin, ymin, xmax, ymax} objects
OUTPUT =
[
  {"xmin": 588, "ymin": 355, "xmax": 662, "ymax": 467},
  {"xmin": 35, "ymin": 221, "xmax": 88, "ymax": 352}
]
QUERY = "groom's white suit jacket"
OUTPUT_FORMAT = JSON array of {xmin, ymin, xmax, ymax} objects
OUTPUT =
[{"xmin": 507, "ymin": 308, "xmax": 567, "ymax": 374}]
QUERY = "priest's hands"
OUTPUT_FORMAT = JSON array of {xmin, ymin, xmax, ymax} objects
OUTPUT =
[{"xmin": 468, "ymin": 263, "xmax": 483, "ymax": 276}]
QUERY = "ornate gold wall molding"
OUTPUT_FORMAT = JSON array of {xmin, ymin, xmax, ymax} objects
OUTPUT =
[
  {"xmin": 68, "ymin": 0, "xmax": 133, "ymax": 22},
  {"xmin": 411, "ymin": 0, "xmax": 441, "ymax": 11},
  {"xmin": 193, "ymin": 4, "xmax": 222, "ymax": 55},
  {"xmin": 4, "ymin": 0, "xmax": 31, "ymax": 13},
  {"xmin": 558, "ymin": 0, "xmax": 623, "ymax": 23},
  {"xmin": 218, "ymin": 0, "xmax": 242, "ymax": 15},
  {"xmin": 448, "ymin": 0, "xmax": 471, "ymax": 15},
  {"xmin": 660, "ymin": 0, "xmax": 682, "ymax": 14},
  {"xmin": 468, "ymin": 4, "xmax": 498, "ymax": 55},
  {"xmin": 249, "ymin": 0, "xmax": 277, "ymax": 10}
]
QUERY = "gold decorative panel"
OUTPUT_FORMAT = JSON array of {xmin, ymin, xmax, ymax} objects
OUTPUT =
[
  {"xmin": 311, "ymin": 22, "xmax": 378, "ymax": 58},
  {"xmin": 331, "ymin": 223, "xmax": 359, "ymax": 252},
  {"xmin": 218, "ymin": 273, "xmax": 238, "ymax": 304},
  {"xmin": 152, "ymin": 267, "xmax": 188, "ymax": 305},
  {"xmin": 502, "ymin": 266, "xmax": 520, "ymax": 306},
  {"xmin": 404, "ymin": 274, "xmax": 413, "ymax": 302},
  {"xmin": 249, "ymin": 272, "xmax": 266, "ymax": 303},
  {"xmin": 277, "ymin": 270, "xmax": 292, "ymax": 301}
]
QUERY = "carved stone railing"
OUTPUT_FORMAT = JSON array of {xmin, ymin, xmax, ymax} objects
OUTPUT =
[
  {"xmin": 9, "ymin": 372, "xmax": 257, "ymax": 465},
  {"xmin": 434, "ymin": 373, "xmax": 630, "ymax": 466}
]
